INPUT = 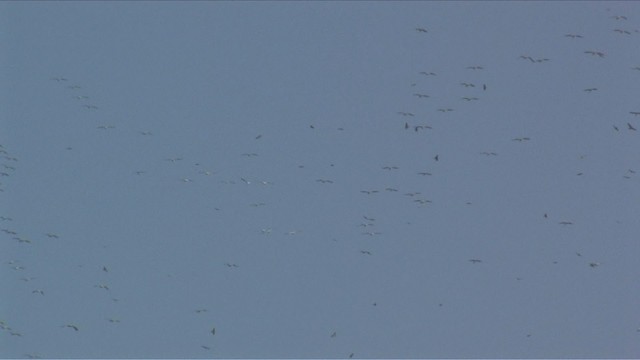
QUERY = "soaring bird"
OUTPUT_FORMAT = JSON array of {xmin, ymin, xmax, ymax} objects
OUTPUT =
[
  {"xmin": 584, "ymin": 50, "xmax": 605, "ymax": 57},
  {"xmin": 468, "ymin": 259, "xmax": 482, "ymax": 264},
  {"xmin": 628, "ymin": 123, "xmax": 637, "ymax": 131},
  {"xmin": 611, "ymin": 15, "xmax": 628, "ymax": 20},
  {"xmin": 62, "ymin": 324, "xmax": 79, "ymax": 331},
  {"xmin": 415, "ymin": 27, "xmax": 428, "ymax": 33}
]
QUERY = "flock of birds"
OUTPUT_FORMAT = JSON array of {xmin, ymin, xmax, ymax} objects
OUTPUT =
[{"xmin": 2, "ymin": 6, "xmax": 639, "ymax": 359}]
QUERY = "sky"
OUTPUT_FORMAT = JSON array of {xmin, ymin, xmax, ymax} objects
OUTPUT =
[{"xmin": 1, "ymin": 1, "xmax": 640, "ymax": 359}]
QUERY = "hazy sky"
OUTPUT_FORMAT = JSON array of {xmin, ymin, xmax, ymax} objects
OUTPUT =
[{"xmin": 2, "ymin": 1, "xmax": 640, "ymax": 359}]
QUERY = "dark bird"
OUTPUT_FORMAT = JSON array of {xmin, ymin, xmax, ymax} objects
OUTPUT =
[
  {"xmin": 613, "ymin": 28, "xmax": 631, "ymax": 35},
  {"xmin": 419, "ymin": 71, "xmax": 436, "ymax": 76},
  {"xmin": 360, "ymin": 250, "xmax": 372, "ymax": 255},
  {"xmin": 519, "ymin": 55, "xmax": 535, "ymax": 62},
  {"xmin": 415, "ymin": 27, "xmax": 428, "ymax": 33},
  {"xmin": 331, "ymin": 331, "xmax": 337, "ymax": 338},
  {"xmin": 62, "ymin": 324, "xmax": 79, "ymax": 331},
  {"xmin": 589, "ymin": 262, "xmax": 600, "ymax": 268},
  {"xmin": 584, "ymin": 50, "xmax": 605, "ymax": 58},
  {"xmin": 211, "ymin": 327, "xmax": 216, "ymax": 336},
  {"xmin": 583, "ymin": 88, "xmax": 598, "ymax": 92},
  {"xmin": 483, "ymin": 84, "xmax": 487, "ymax": 91},
  {"xmin": 630, "ymin": 112, "xmax": 640, "ymax": 116},
  {"xmin": 558, "ymin": 221, "xmax": 573, "ymax": 225},
  {"xmin": 434, "ymin": 154, "xmax": 439, "ymax": 162},
  {"xmin": 404, "ymin": 122, "xmax": 409, "ymax": 130},
  {"xmin": 628, "ymin": 123, "xmax": 637, "ymax": 131},
  {"xmin": 460, "ymin": 82, "xmax": 475, "ymax": 87},
  {"xmin": 468, "ymin": 259, "xmax": 482, "ymax": 264},
  {"xmin": 565, "ymin": 33, "xmax": 583, "ymax": 38}
]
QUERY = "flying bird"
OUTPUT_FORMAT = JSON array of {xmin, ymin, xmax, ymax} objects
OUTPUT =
[
  {"xmin": 628, "ymin": 123, "xmax": 637, "ymax": 131},
  {"xmin": 611, "ymin": 15, "xmax": 628, "ymax": 20},
  {"xmin": 468, "ymin": 259, "xmax": 482, "ymax": 264},
  {"xmin": 211, "ymin": 327, "xmax": 216, "ymax": 336},
  {"xmin": 62, "ymin": 324, "xmax": 79, "ymax": 331},
  {"xmin": 613, "ymin": 28, "xmax": 631, "ymax": 35},
  {"xmin": 584, "ymin": 50, "xmax": 605, "ymax": 57},
  {"xmin": 415, "ymin": 27, "xmax": 428, "ymax": 33}
]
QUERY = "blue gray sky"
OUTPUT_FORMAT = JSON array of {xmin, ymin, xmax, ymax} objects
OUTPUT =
[{"xmin": 2, "ymin": 1, "xmax": 640, "ymax": 359}]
